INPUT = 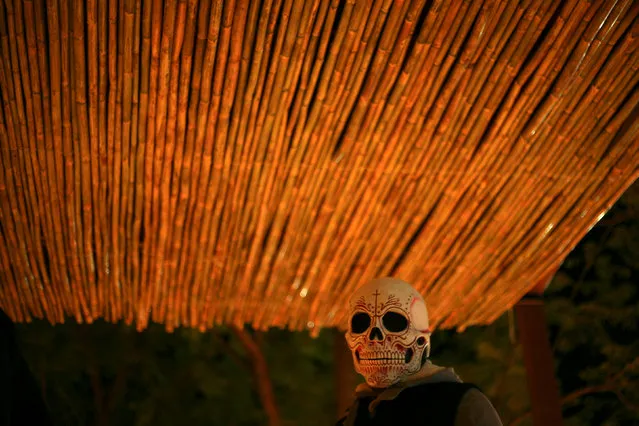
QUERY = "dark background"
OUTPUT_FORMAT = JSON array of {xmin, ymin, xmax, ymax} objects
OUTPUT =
[{"xmin": 11, "ymin": 182, "xmax": 639, "ymax": 426}]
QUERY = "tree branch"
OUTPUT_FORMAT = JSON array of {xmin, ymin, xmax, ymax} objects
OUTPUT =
[
  {"xmin": 508, "ymin": 384, "xmax": 614, "ymax": 426},
  {"xmin": 210, "ymin": 328, "xmax": 250, "ymax": 370},
  {"xmin": 88, "ymin": 367, "xmax": 106, "ymax": 426},
  {"xmin": 508, "ymin": 357, "xmax": 639, "ymax": 426},
  {"xmin": 599, "ymin": 208, "xmax": 637, "ymax": 227},
  {"xmin": 40, "ymin": 369, "xmax": 48, "ymax": 407},
  {"xmin": 104, "ymin": 367, "xmax": 129, "ymax": 423},
  {"xmin": 614, "ymin": 390, "xmax": 639, "ymax": 413},
  {"xmin": 78, "ymin": 327, "xmax": 107, "ymax": 426},
  {"xmin": 233, "ymin": 326, "xmax": 281, "ymax": 426},
  {"xmin": 550, "ymin": 227, "xmax": 613, "ymax": 354}
]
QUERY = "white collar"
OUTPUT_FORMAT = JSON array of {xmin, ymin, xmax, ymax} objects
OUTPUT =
[{"xmin": 353, "ymin": 361, "xmax": 462, "ymax": 414}]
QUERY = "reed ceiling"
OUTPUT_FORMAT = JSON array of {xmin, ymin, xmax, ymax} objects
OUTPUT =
[{"xmin": 0, "ymin": 0, "xmax": 638, "ymax": 333}]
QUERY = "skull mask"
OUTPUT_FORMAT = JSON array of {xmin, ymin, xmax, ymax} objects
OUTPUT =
[{"xmin": 345, "ymin": 277, "xmax": 431, "ymax": 388}]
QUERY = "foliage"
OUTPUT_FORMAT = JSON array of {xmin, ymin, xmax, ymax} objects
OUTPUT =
[
  {"xmin": 433, "ymin": 313, "xmax": 530, "ymax": 425},
  {"xmin": 16, "ymin": 322, "xmax": 336, "ymax": 426},
  {"xmin": 433, "ymin": 182, "xmax": 639, "ymax": 425},
  {"xmin": 262, "ymin": 329, "xmax": 336, "ymax": 426},
  {"xmin": 544, "ymin": 182, "xmax": 639, "ymax": 426}
]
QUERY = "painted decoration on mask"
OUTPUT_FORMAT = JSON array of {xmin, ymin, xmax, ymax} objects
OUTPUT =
[{"xmin": 345, "ymin": 277, "xmax": 431, "ymax": 388}]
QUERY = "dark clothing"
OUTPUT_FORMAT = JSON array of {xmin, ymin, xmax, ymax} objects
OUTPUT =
[
  {"xmin": 337, "ymin": 382, "xmax": 477, "ymax": 426},
  {"xmin": 0, "ymin": 311, "xmax": 53, "ymax": 426}
]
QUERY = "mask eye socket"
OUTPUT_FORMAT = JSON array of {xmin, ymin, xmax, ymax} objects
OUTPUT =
[
  {"xmin": 350, "ymin": 312, "xmax": 371, "ymax": 334},
  {"xmin": 382, "ymin": 311, "xmax": 408, "ymax": 332}
]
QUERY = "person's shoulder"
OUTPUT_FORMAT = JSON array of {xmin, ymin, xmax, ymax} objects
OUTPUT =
[
  {"xmin": 408, "ymin": 381, "xmax": 478, "ymax": 395},
  {"xmin": 398, "ymin": 381, "xmax": 479, "ymax": 409},
  {"xmin": 455, "ymin": 388, "xmax": 503, "ymax": 426},
  {"xmin": 458, "ymin": 388, "xmax": 493, "ymax": 404}
]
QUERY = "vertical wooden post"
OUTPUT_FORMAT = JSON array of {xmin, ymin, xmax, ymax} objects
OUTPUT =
[
  {"xmin": 334, "ymin": 330, "xmax": 358, "ymax": 420},
  {"xmin": 515, "ymin": 298, "xmax": 563, "ymax": 426}
]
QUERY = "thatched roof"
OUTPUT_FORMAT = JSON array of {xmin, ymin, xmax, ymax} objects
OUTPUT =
[{"xmin": 0, "ymin": 0, "xmax": 637, "ymax": 333}]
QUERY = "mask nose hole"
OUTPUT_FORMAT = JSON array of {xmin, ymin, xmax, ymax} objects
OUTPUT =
[{"xmin": 369, "ymin": 327, "xmax": 383, "ymax": 341}]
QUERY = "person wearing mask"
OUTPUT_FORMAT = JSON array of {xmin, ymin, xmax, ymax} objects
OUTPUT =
[{"xmin": 337, "ymin": 277, "xmax": 503, "ymax": 426}]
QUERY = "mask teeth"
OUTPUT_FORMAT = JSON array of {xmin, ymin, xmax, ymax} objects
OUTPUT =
[{"xmin": 359, "ymin": 350, "xmax": 409, "ymax": 365}]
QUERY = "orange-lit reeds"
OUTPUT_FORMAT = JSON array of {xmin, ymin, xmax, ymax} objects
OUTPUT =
[{"xmin": 0, "ymin": 0, "xmax": 638, "ymax": 333}]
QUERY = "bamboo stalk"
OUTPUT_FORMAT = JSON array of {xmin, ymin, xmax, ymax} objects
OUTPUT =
[
  {"xmin": 176, "ymin": 0, "xmax": 212, "ymax": 328},
  {"xmin": 85, "ymin": 0, "xmax": 105, "ymax": 318},
  {"xmin": 59, "ymin": 0, "xmax": 89, "ymax": 322},
  {"xmin": 133, "ymin": 0, "xmax": 155, "ymax": 329},
  {"xmin": 71, "ymin": 0, "xmax": 98, "ymax": 321},
  {"xmin": 159, "ymin": 0, "xmax": 189, "ymax": 330},
  {"xmin": 8, "ymin": 0, "xmax": 59, "ymax": 320},
  {"xmin": 97, "ymin": 0, "xmax": 109, "ymax": 316},
  {"xmin": 0, "ymin": 75, "xmax": 32, "ymax": 323},
  {"xmin": 32, "ymin": 0, "xmax": 68, "ymax": 322},
  {"xmin": 139, "ymin": 0, "xmax": 164, "ymax": 328},
  {"xmin": 173, "ymin": 0, "xmax": 222, "ymax": 329},
  {"xmin": 125, "ymin": 0, "xmax": 142, "ymax": 325}
]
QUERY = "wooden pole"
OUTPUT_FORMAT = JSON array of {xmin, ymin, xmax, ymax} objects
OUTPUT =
[{"xmin": 515, "ymin": 297, "xmax": 563, "ymax": 426}]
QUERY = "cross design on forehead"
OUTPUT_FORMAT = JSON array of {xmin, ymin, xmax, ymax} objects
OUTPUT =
[{"xmin": 373, "ymin": 290, "xmax": 380, "ymax": 316}]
